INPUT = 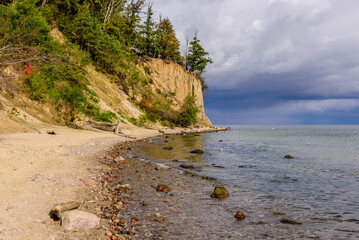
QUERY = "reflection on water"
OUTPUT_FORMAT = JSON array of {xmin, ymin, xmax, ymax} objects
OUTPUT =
[{"xmin": 136, "ymin": 134, "xmax": 205, "ymax": 163}]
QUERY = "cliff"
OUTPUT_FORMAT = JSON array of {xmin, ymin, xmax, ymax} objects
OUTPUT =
[
  {"xmin": 0, "ymin": 55, "xmax": 212, "ymax": 134},
  {"xmin": 141, "ymin": 58, "xmax": 212, "ymax": 127}
]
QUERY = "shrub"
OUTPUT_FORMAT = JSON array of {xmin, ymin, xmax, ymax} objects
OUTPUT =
[{"xmin": 172, "ymin": 95, "xmax": 199, "ymax": 127}]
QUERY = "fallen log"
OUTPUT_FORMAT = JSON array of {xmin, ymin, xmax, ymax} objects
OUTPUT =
[{"xmin": 51, "ymin": 201, "xmax": 81, "ymax": 219}]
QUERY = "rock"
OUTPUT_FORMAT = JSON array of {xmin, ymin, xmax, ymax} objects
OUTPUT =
[
  {"xmin": 163, "ymin": 147, "xmax": 173, "ymax": 150},
  {"xmin": 179, "ymin": 164, "xmax": 194, "ymax": 169},
  {"xmin": 180, "ymin": 164, "xmax": 202, "ymax": 171},
  {"xmin": 284, "ymin": 155, "xmax": 294, "ymax": 159},
  {"xmin": 80, "ymin": 177, "xmax": 96, "ymax": 186},
  {"xmin": 116, "ymin": 184, "xmax": 131, "ymax": 189},
  {"xmin": 280, "ymin": 219, "xmax": 302, "ymax": 225},
  {"xmin": 115, "ymin": 156, "xmax": 126, "ymax": 162},
  {"xmin": 172, "ymin": 159, "xmax": 179, "ymax": 162},
  {"xmin": 210, "ymin": 186, "xmax": 229, "ymax": 198},
  {"xmin": 190, "ymin": 149, "xmax": 204, "ymax": 154},
  {"xmin": 47, "ymin": 131, "xmax": 56, "ymax": 135},
  {"xmin": 272, "ymin": 212, "xmax": 286, "ymax": 216},
  {"xmin": 61, "ymin": 210, "xmax": 100, "ymax": 230},
  {"xmin": 156, "ymin": 184, "xmax": 171, "ymax": 193},
  {"xmin": 219, "ymin": 140, "xmax": 223, "ymax": 142},
  {"xmin": 234, "ymin": 210, "xmax": 246, "ymax": 220}
]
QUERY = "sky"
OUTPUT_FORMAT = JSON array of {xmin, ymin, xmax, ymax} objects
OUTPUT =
[{"xmin": 151, "ymin": 0, "xmax": 359, "ymax": 125}]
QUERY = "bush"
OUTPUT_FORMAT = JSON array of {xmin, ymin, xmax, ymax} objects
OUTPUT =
[
  {"xmin": 172, "ymin": 95, "xmax": 199, "ymax": 127},
  {"xmin": 24, "ymin": 71, "xmax": 48, "ymax": 101}
]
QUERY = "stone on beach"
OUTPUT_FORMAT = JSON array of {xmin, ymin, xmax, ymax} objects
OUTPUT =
[
  {"xmin": 210, "ymin": 186, "xmax": 229, "ymax": 198},
  {"xmin": 284, "ymin": 155, "xmax": 294, "ymax": 159},
  {"xmin": 61, "ymin": 210, "xmax": 100, "ymax": 230},
  {"xmin": 80, "ymin": 177, "xmax": 96, "ymax": 186},
  {"xmin": 190, "ymin": 149, "xmax": 204, "ymax": 154}
]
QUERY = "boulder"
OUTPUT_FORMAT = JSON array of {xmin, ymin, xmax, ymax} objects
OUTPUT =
[
  {"xmin": 61, "ymin": 210, "xmax": 100, "ymax": 230},
  {"xmin": 210, "ymin": 186, "xmax": 229, "ymax": 198},
  {"xmin": 284, "ymin": 155, "xmax": 294, "ymax": 159},
  {"xmin": 190, "ymin": 149, "xmax": 204, "ymax": 154},
  {"xmin": 234, "ymin": 210, "xmax": 246, "ymax": 220}
]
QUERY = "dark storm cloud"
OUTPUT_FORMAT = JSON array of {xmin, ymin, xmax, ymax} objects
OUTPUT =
[{"xmin": 151, "ymin": 0, "xmax": 359, "ymax": 124}]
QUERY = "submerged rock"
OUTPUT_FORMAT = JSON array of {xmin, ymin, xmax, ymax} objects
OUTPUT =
[
  {"xmin": 210, "ymin": 186, "xmax": 229, "ymax": 198},
  {"xmin": 156, "ymin": 184, "xmax": 171, "ymax": 193},
  {"xmin": 284, "ymin": 155, "xmax": 294, "ymax": 159},
  {"xmin": 235, "ymin": 210, "xmax": 246, "ymax": 220},
  {"xmin": 163, "ymin": 147, "xmax": 173, "ymax": 150},
  {"xmin": 190, "ymin": 149, "xmax": 204, "ymax": 154},
  {"xmin": 280, "ymin": 219, "xmax": 302, "ymax": 225},
  {"xmin": 179, "ymin": 164, "xmax": 195, "ymax": 169},
  {"xmin": 61, "ymin": 210, "xmax": 100, "ymax": 230},
  {"xmin": 180, "ymin": 164, "xmax": 202, "ymax": 171}
]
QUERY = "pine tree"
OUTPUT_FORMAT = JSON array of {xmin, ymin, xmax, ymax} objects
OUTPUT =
[
  {"xmin": 187, "ymin": 32, "xmax": 213, "ymax": 73},
  {"xmin": 138, "ymin": 3, "xmax": 157, "ymax": 57},
  {"xmin": 156, "ymin": 17, "xmax": 180, "ymax": 62}
]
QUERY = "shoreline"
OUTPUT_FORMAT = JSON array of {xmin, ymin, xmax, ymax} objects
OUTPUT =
[{"xmin": 0, "ymin": 125, "xmax": 226, "ymax": 239}]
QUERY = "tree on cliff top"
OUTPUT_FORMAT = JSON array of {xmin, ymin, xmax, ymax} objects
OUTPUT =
[
  {"xmin": 156, "ymin": 17, "xmax": 180, "ymax": 62},
  {"xmin": 137, "ymin": 3, "xmax": 157, "ymax": 57},
  {"xmin": 187, "ymin": 32, "xmax": 213, "ymax": 74}
]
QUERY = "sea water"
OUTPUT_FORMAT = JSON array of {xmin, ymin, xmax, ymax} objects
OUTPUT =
[{"xmin": 135, "ymin": 126, "xmax": 359, "ymax": 239}]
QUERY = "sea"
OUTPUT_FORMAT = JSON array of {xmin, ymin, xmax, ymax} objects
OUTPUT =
[{"xmin": 134, "ymin": 125, "xmax": 359, "ymax": 239}]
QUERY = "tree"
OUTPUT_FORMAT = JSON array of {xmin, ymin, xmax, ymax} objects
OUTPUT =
[
  {"xmin": 137, "ymin": 3, "xmax": 157, "ymax": 57},
  {"xmin": 187, "ymin": 32, "xmax": 213, "ymax": 73},
  {"xmin": 156, "ymin": 17, "xmax": 180, "ymax": 62}
]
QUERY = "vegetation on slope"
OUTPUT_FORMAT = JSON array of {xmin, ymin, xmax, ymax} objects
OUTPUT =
[{"xmin": 0, "ymin": 0, "xmax": 213, "ymax": 127}]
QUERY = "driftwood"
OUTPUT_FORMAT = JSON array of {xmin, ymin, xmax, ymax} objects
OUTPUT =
[
  {"xmin": 87, "ymin": 120, "xmax": 115, "ymax": 132},
  {"xmin": 51, "ymin": 202, "xmax": 81, "ymax": 219}
]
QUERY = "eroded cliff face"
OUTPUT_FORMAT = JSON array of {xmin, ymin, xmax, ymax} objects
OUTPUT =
[{"xmin": 143, "ymin": 59, "xmax": 212, "ymax": 127}]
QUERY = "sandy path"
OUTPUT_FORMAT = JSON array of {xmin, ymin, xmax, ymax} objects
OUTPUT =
[{"xmin": 0, "ymin": 125, "xmax": 159, "ymax": 240}]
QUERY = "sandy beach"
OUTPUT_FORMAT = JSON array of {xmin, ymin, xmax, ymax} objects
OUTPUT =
[{"xmin": 0, "ymin": 124, "xmax": 224, "ymax": 240}]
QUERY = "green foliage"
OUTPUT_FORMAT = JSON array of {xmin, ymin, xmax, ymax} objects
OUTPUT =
[
  {"xmin": 24, "ymin": 71, "xmax": 48, "ymax": 101},
  {"xmin": 0, "ymin": 0, "xmax": 206, "ymax": 126},
  {"xmin": 156, "ymin": 17, "xmax": 181, "ymax": 62},
  {"xmin": 187, "ymin": 34, "xmax": 213, "ymax": 73},
  {"xmin": 173, "ymin": 95, "xmax": 199, "ymax": 127},
  {"xmin": 137, "ymin": 4, "xmax": 157, "ymax": 57}
]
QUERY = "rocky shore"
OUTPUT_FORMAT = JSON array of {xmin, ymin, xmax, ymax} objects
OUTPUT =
[{"xmin": 0, "ymin": 125, "xmax": 227, "ymax": 240}]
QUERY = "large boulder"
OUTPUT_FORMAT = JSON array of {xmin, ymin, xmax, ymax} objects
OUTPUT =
[
  {"xmin": 61, "ymin": 210, "xmax": 100, "ymax": 230},
  {"xmin": 210, "ymin": 186, "xmax": 229, "ymax": 198}
]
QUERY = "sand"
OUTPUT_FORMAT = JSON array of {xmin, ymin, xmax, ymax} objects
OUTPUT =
[
  {"xmin": 0, "ymin": 124, "xmax": 222, "ymax": 239},
  {"xmin": 0, "ymin": 124, "xmax": 160, "ymax": 240}
]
